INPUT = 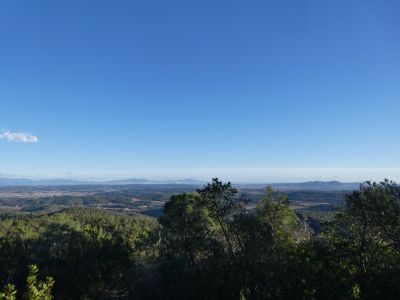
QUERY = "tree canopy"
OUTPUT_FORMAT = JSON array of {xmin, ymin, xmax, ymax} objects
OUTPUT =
[{"xmin": 0, "ymin": 179, "xmax": 399, "ymax": 299}]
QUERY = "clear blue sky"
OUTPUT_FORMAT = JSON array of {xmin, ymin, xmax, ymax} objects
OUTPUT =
[{"xmin": 0, "ymin": 0, "xmax": 399, "ymax": 182}]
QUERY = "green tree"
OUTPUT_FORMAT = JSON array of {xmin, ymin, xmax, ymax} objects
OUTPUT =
[
  {"xmin": 25, "ymin": 265, "xmax": 54, "ymax": 300},
  {"xmin": 197, "ymin": 178, "xmax": 246, "ymax": 298},
  {"xmin": 197, "ymin": 178, "xmax": 243, "ymax": 260},
  {"xmin": 0, "ymin": 265, "xmax": 53, "ymax": 300},
  {"xmin": 159, "ymin": 193, "xmax": 216, "ymax": 261},
  {"xmin": 320, "ymin": 180, "xmax": 400, "ymax": 299},
  {"xmin": 159, "ymin": 193, "xmax": 226, "ymax": 299},
  {"xmin": 0, "ymin": 284, "xmax": 16, "ymax": 300},
  {"xmin": 0, "ymin": 208, "xmax": 158, "ymax": 299},
  {"xmin": 235, "ymin": 187, "xmax": 307, "ymax": 299}
]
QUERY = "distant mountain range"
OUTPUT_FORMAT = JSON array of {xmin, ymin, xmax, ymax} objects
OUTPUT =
[
  {"xmin": 0, "ymin": 177, "xmax": 360, "ymax": 190},
  {"xmin": 102, "ymin": 178, "xmax": 204, "ymax": 185},
  {"xmin": 0, "ymin": 177, "xmax": 205, "ymax": 186}
]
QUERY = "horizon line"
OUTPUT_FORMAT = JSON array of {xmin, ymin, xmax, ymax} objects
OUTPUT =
[{"xmin": 1, "ymin": 167, "xmax": 399, "ymax": 183}]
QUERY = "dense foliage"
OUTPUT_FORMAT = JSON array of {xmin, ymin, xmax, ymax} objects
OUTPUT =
[
  {"xmin": 0, "ymin": 208, "xmax": 158, "ymax": 299},
  {"xmin": 0, "ymin": 265, "xmax": 54, "ymax": 300},
  {"xmin": 0, "ymin": 179, "xmax": 399, "ymax": 299}
]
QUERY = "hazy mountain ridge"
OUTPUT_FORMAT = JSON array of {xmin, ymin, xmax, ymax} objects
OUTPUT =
[
  {"xmin": 0, "ymin": 177, "xmax": 360, "ymax": 190},
  {"xmin": 0, "ymin": 177, "xmax": 205, "ymax": 186}
]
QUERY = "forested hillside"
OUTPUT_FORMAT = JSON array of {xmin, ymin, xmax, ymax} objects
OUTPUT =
[{"xmin": 0, "ymin": 179, "xmax": 399, "ymax": 299}]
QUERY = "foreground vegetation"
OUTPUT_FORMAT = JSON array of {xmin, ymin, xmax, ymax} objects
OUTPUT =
[{"xmin": 0, "ymin": 179, "xmax": 399, "ymax": 299}]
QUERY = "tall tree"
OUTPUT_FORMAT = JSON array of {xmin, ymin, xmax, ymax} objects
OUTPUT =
[{"xmin": 321, "ymin": 180, "xmax": 400, "ymax": 299}]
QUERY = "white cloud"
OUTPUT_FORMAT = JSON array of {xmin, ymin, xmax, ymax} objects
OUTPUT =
[{"xmin": 0, "ymin": 130, "xmax": 39, "ymax": 143}]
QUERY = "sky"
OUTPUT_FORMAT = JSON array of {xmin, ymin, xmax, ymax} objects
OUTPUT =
[{"xmin": 0, "ymin": 0, "xmax": 399, "ymax": 182}]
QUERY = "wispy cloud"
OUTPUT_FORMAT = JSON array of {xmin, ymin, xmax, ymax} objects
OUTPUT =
[{"xmin": 0, "ymin": 130, "xmax": 39, "ymax": 143}]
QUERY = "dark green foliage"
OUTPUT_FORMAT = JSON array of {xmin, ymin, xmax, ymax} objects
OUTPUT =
[
  {"xmin": 0, "ymin": 284, "xmax": 16, "ymax": 300},
  {"xmin": 0, "ymin": 208, "xmax": 158, "ymax": 299},
  {"xmin": 157, "ymin": 179, "xmax": 400, "ymax": 300},
  {"xmin": 319, "ymin": 180, "xmax": 400, "ymax": 299},
  {"xmin": 287, "ymin": 180, "xmax": 400, "ymax": 300},
  {"xmin": 159, "ymin": 180, "xmax": 308, "ymax": 299},
  {"xmin": 159, "ymin": 193, "xmax": 228, "ymax": 299},
  {"xmin": 0, "ymin": 265, "xmax": 54, "ymax": 300},
  {"xmin": 25, "ymin": 265, "xmax": 54, "ymax": 300},
  {"xmin": 233, "ymin": 187, "xmax": 308, "ymax": 299},
  {"xmin": 0, "ymin": 179, "xmax": 399, "ymax": 299}
]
